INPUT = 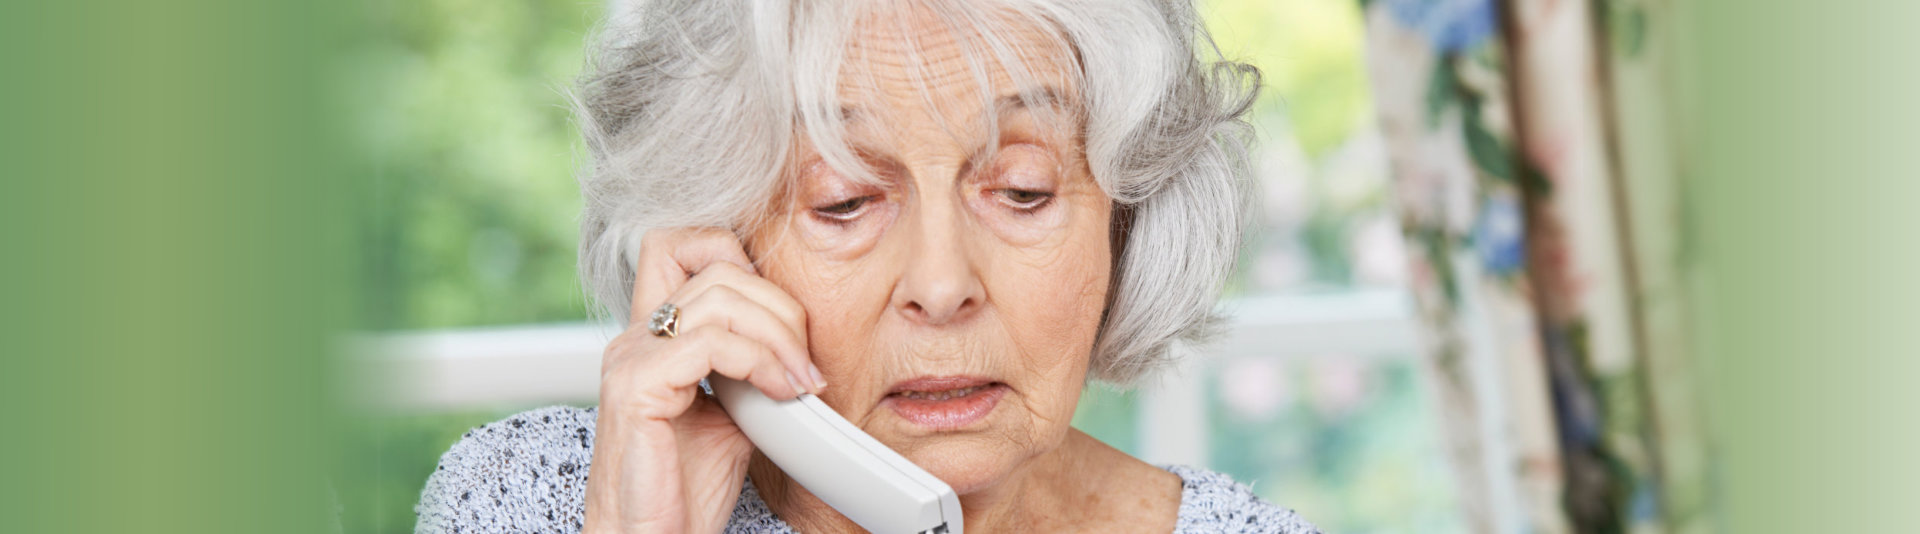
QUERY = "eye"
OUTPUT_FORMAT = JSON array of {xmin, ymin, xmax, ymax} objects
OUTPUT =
[
  {"xmin": 812, "ymin": 195, "xmax": 876, "ymax": 221},
  {"xmin": 994, "ymin": 189, "xmax": 1054, "ymax": 211}
]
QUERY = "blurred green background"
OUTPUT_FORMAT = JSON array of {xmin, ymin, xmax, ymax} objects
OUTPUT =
[
  {"xmin": 350, "ymin": 0, "xmax": 595, "ymax": 331},
  {"xmin": 7, "ymin": 0, "xmax": 1919, "ymax": 533}
]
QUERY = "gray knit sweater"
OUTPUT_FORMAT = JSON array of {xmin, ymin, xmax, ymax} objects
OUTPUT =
[{"xmin": 415, "ymin": 406, "xmax": 1320, "ymax": 533}]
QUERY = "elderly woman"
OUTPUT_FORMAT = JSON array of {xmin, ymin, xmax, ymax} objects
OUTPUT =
[{"xmin": 416, "ymin": 0, "xmax": 1318, "ymax": 532}]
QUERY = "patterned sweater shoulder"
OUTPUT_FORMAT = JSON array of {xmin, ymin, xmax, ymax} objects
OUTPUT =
[{"xmin": 414, "ymin": 405, "xmax": 1320, "ymax": 533}]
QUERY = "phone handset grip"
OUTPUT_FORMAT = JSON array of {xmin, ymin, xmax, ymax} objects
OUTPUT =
[{"xmin": 707, "ymin": 375, "xmax": 962, "ymax": 534}]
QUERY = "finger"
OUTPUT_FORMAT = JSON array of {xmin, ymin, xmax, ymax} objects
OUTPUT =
[
  {"xmin": 662, "ymin": 325, "xmax": 801, "ymax": 401},
  {"xmin": 671, "ymin": 262, "xmax": 809, "ymax": 353},
  {"xmin": 608, "ymin": 326, "xmax": 802, "ymax": 421},
  {"xmin": 629, "ymin": 227, "xmax": 756, "ymax": 327},
  {"xmin": 675, "ymin": 283, "xmax": 819, "ymax": 393}
]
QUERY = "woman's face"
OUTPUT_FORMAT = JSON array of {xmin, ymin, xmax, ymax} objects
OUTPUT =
[{"xmin": 746, "ymin": 11, "xmax": 1110, "ymax": 494}]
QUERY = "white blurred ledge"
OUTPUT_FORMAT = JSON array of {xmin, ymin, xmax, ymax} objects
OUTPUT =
[
  {"xmin": 345, "ymin": 287, "xmax": 1417, "ymax": 414},
  {"xmin": 344, "ymin": 322, "xmax": 616, "ymax": 412},
  {"xmin": 1212, "ymin": 288, "xmax": 1420, "ymax": 360}
]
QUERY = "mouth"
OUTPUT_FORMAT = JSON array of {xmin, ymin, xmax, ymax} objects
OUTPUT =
[{"xmin": 882, "ymin": 376, "xmax": 1009, "ymax": 431}]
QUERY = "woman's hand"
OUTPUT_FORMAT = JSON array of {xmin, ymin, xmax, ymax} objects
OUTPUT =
[{"xmin": 583, "ymin": 228, "xmax": 823, "ymax": 534}]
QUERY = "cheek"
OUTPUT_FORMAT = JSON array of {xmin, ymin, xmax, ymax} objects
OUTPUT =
[
  {"xmin": 988, "ymin": 200, "xmax": 1112, "ymax": 385},
  {"xmin": 751, "ymin": 233, "xmax": 894, "ymax": 390},
  {"xmin": 996, "ymin": 256, "xmax": 1108, "ymax": 362}
]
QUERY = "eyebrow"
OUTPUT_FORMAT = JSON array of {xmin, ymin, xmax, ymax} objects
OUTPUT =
[
  {"xmin": 995, "ymin": 86, "xmax": 1069, "ymax": 116},
  {"xmin": 837, "ymin": 85, "xmax": 1074, "ymax": 124}
]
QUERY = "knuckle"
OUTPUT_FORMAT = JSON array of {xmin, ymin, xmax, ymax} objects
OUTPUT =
[
  {"xmin": 640, "ymin": 227, "xmax": 705, "ymax": 263},
  {"xmin": 780, "ymin": 300, "xmax": 807, "ymax": 328},
  {"xmin": 758, "ymin": 354, "xmax": 787, "ymax": 374},
  {"xmin": 637, "ymin": 228, "xmax": 669, "ymax": 256},
  {"xmin": 684, "ymin": 324, "xmax": 729, "ymax": 346},
  {"xmin": 691, "ymin": 226, "xmax": 737, "ymax": 242},
  {"xmin": 708, "ymin": 284, "xmax": 746, "ymax": 303},
  {"xmin": 682, "ymin": 269, "xmax": 726, "ymax": 293},
  {"xmin": 688, "ymin": 284, "xmax": 743, "ymax": 311},
  {"xmin": 706, "ymin": 260, "xmax": 746, "ymax": 277}
]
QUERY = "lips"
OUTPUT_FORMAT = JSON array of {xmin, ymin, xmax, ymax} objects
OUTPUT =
[{"xmin": 882, "ymin": 376, "xmax": 1008, "ymax": 431}]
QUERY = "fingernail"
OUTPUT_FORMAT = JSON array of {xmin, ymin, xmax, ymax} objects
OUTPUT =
[
  {"xmin": 808, "ymin": 364, "xmax": 827, "ymax": 391},
  {"xmin": 786, "ymin": 370, "xmax": 809, "ymax": 395}
]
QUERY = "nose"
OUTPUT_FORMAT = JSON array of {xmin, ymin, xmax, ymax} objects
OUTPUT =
[{"xmin": 891, "ymin": 195, "xmax": 985, "ymax": 326}]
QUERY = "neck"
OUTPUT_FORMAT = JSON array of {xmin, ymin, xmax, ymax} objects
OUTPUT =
[{"xmin": 751, "ymin": 430, "xmax": 1101, "ymax": 533}]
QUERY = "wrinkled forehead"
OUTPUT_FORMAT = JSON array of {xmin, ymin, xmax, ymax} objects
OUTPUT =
[
  {"xmin": 787, "ymin": 1, "xmax": 1086, "ymax": 183},
  {"xmin": 836, "ymin": 2, "xmax": 1082, "ymax": 127},
  {"xmin": 847, "ymin": 5, "xmax": 1074, "ymax": 91}
]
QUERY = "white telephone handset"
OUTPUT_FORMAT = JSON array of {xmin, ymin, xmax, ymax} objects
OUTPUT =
[{"xmin": 708, "ymin": 375, "xmax": 963, "ymax": 534}]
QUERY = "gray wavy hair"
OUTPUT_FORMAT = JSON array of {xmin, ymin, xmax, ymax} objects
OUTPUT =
[{"xmin": 572, "ymin": 0, "xmax": 1259, "ymax": 386}]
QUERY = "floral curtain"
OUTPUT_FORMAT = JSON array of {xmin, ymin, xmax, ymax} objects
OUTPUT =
[
  {"xmin": 1361, "ymin": 0, "xmax": 1708, "ymax": 532},
  {"xmin": 1592, "ymin": 0, "xmax": 1711, "ymax": 531}
]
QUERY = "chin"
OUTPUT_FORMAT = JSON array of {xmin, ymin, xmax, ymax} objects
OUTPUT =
[
  {"xmin": 912, "ymin": 442, "xmax": 1016, "ymax": 494},
  {"xmin": 890, "ymin": 429, "xmax": 1042, "ymax": 495}
]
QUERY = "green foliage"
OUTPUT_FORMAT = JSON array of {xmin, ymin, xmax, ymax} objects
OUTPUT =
[
  {"xmin": 1203, "ymin": 0, "xmax": 1391, "ymax": 292},
  {"xmin": 1202, "ymin": 0, "xmax": 1374, "ymax": 159},
  {"xmin": 1463, "ymin": 107, "xmax": 1515, "ymax": 182},
  {"xmin": 348, "ymin": 0, "xmax": 600, "ymax": 330},
  {"xmin": 1427, "ymin": 57, "xmax": 1460, "ymax": 128}
]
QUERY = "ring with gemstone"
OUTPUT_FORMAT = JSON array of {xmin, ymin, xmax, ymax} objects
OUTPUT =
[{"xmin": 646, "ymin": 302, "xmax": 680, "ymax": 339}]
